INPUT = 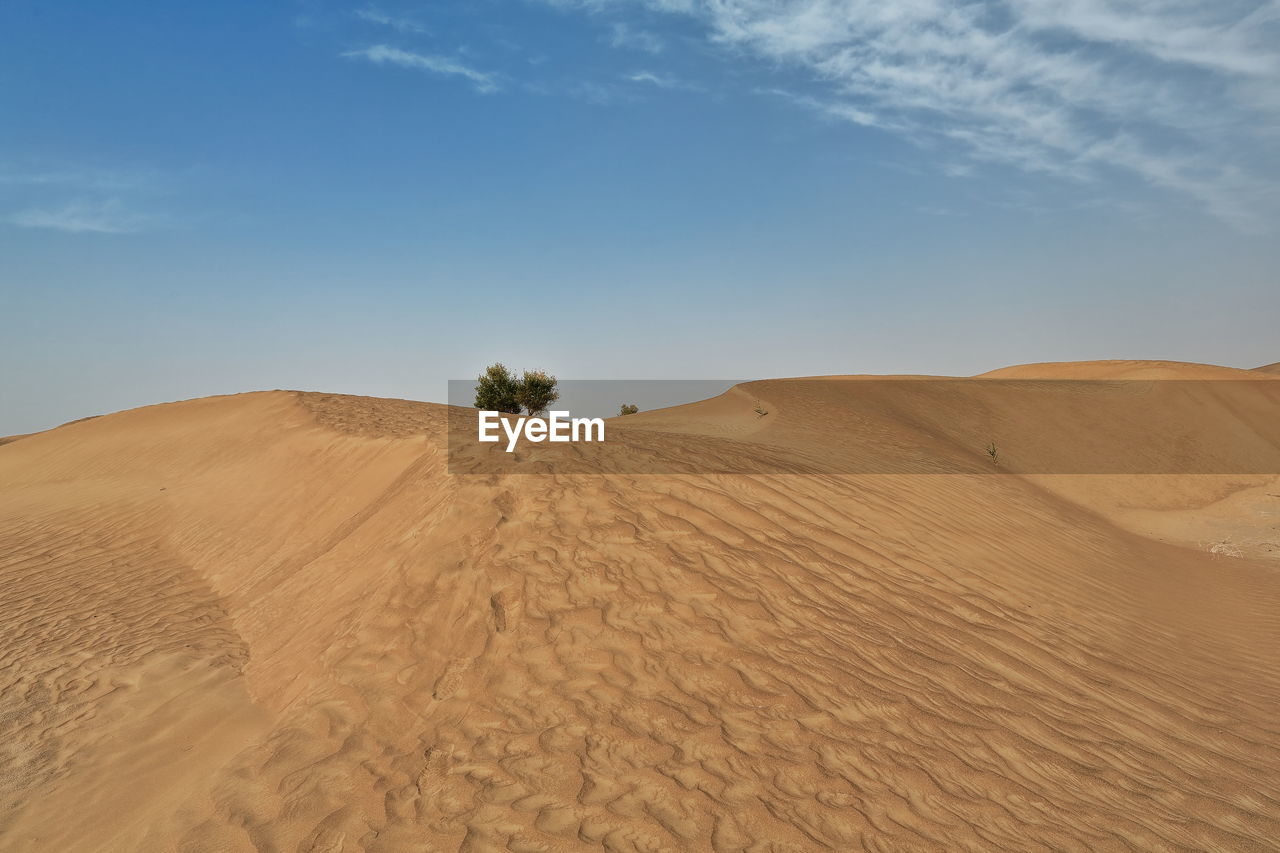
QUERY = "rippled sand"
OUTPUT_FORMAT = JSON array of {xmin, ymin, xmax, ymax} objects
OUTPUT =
[{"xmin": 2, "ymin": 362, "xmax": 1277, "ymax": 851}]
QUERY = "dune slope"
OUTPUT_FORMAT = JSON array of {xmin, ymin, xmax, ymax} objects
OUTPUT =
[{"xmin": 1, "ymin": 367, "xmax": 1279, "ymax": 852}]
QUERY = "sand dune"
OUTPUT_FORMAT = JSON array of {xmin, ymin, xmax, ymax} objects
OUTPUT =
[
  {"xmin": 979, "ymin": 358, "xmax": 1271, "ymax": 380},
  {"xmin": 2, "ymin": 363, "xmax": 1279, "ymax": 851}
]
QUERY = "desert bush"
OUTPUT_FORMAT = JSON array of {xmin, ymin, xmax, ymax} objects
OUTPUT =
[
  {"xmin": 515, "ymin": 369, "xmax": 559, "ymax": 417},
  {"xmin": 474, "ymin": 365, "xmax": 561, "ymax": 416},
  {"xmin": 474, "ymin": 363, "xmax": 521, "ymax": 413},
  {"xmin": 986, "ymin": 442, "xmax": 999, "ymax": 465},
  {"xmin": 619, "ymin": 404, "xmax": 639, "ymax": 416}
]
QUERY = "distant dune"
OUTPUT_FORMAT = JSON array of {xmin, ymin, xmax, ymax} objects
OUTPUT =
[
  {"xmin": 980, "ymin": 358, "xmax": 1274, "ymax": 379},
  {"xmin": 2, "ymin": 363, "xmax": 1279, "ymax": 851},
  {"xmin": 1257, "ymin": 361, "xmax": 1280, "ymax": 374}
]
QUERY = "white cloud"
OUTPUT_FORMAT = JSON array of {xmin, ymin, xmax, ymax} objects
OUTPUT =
[
  {"xmin": 625, "ymin": 70, "xmax": 701, "ymax": 90},
  {"xmin": 757, "ymin": 88, "xmax": 885, "ymax": 129},
  {"xmin": 5, "ymin": 199, "xmax": 157, "ymax": 234},
  {"xmin": 0, "ymin": 167, "xmax": 158, "ymax": 192},
  {"xmin": 610, "ymin": 22, "xmax": 665, "ymax": 53},
  {"xmin": 568, "ymin": 80, "xmax": 633, "ymax": 105},
  {"xmin": 342, "ymin": 45, "xmax": 499, "ymax": 92},
  {"xmin": 562, "ymin": 0, "xmax": 1280, "ymax": 226},
  {"xmin": 1004, "ymin": 0, "xmax": 1279, "ymax": 76},
  {"xmin": 355, "ymin": 7, "xmax": 427, "ymax": 35}
]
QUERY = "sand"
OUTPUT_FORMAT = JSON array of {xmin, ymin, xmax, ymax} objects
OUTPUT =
[{"xmin": 1, "ymin": 362, "xmax": 1278, "ymax": 851}]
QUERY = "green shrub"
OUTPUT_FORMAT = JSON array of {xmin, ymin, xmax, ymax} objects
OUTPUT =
[
  {"xmin": 619, "ymin": 404, "xmax": 639, "ymax": 416},
  {"xmin": 515, "ymin": 369, "xmax": 560, "ymax": 417},
  {"xmin": 474, "ymin": 363, "xmax": 521, "ymax": 414},
  {"xmin": 475, "ymin": 364, "xmax": 561, "ymax": 416}
]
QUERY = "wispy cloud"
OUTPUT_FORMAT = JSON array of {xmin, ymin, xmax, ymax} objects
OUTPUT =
[
  {"xmin": 5, "ymin": 199, "xmax": 158, "ymax": 234},
  {"xmin": 610, "ymin": 22, "xmax": 664, "ymax": 53},
  {"xmin": 757, "ymin": 88, "xmax": 884, "ymax": 129},
  {"xmin": 1, "ymin": 163, "xmax": 169, "ymax": 234},
  {"xmin": 568, "ymin": 80, "xmax": 635, "ymax": 105},
  {"xmin": 560, "ymin": 0, "xmax": 1280, "ymax": 227},
  {"xmin": 624, "ymin": 70, "xmax": 700, "ymax": 91},
  {"xmin": 342, "ymin": 45, "xmax": 499, "ymax": 92},
  {"xmin": 916, "ymin": 204, "xmax": 952, "ymax": 217},
  {"xmin": 0, "ymin": 167, "xmax": 158, "ymax": 192},
  {"xmin": 1003, "ymin": 0, "xmax": 1280, "ymax": 77},
  {"xmin": 354, "ymin": 7, "xmax": 426, "ymax": 35}
]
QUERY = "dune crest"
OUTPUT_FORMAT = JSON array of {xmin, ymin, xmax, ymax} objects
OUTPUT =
[{"xmin": 2, "ymin": 367, "xmax": 1279, "ymax": 852}]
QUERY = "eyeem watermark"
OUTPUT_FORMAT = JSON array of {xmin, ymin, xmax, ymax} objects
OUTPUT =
[
  {"xmin": 450, "ymin": 379, "xmax": 1280, "ymax": 475},
  {"xmin": 478, "ymin": 410, "xmax": 605, "ymax": 452}
]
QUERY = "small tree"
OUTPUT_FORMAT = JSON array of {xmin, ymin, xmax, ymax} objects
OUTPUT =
[
  {"xmin": 474, "ymin": 363, "xmax": 521, "ymax": 414},
  {"xmin": 516, "ymin": 369, "xmax": 559, "ymax": 417},
  {"xmin": 619, "ymin": 404, "xmax": 639, "ymax": 416},
  {"xmin": 986, "ymin": 442, "xmax": 999, "ymax": 465}
]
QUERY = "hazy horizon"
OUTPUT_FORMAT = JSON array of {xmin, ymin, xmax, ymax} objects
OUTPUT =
[{"xmin": 4, "ymin": 0, "xmax": 1279, "ymax": 435}]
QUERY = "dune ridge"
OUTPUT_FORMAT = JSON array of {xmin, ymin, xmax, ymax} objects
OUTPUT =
[{"xmin": 1, "ymin": 363, "xmax": 1278, "ymax": 852}]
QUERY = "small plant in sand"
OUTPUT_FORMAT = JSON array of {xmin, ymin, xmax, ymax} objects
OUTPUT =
[
  {"xmin": 986, "ymin": 442, "xmax": 999, "ymax": 465},
  {"xmin": 474, "ymin": 363, "xmax": 521, "ymax": 414},
  {"xmin": 475, "ymin": 364, "xmax": 560, "ymax": 417},
  {"xmin": 754, "ymin": 400, "xmax": 768, "ymax": 417},
  {"xmin": 514, "ymin": 369, "xmax": 560, "ymax": 417},
  {"xmin": 619, "ymin": 404, "xmax": 639, "ymax": 416}
]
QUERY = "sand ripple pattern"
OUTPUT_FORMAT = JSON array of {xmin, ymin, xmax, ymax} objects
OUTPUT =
[{"xmin": 0, "ymin": 384, "xmax": 1277, "ymax": 852}]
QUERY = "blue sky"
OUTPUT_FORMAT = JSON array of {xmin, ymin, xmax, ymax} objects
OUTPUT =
[{"xmin": 2, "ymin": 0, "xmax": 1278, "ymax": 434}]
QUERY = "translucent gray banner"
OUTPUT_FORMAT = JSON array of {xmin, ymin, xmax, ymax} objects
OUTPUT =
[{"xmin": 446, "ymin": 379, "xmax": 1280, "ymax": 475}]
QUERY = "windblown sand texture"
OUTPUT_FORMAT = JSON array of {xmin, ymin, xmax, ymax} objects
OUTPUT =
[{"xmin": 1, "ymin": 361, "xmax": 1278, "ymax": 852}]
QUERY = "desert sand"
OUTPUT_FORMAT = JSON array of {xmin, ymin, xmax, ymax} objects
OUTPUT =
[{"xmin": 1, "ymin": 361, "xmax": 1278, "ymax": 852}]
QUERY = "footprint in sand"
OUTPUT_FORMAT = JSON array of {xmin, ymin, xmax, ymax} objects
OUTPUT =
[
  {"xmin": 416, "ymin": 745, "xmax": 449, "ymax": 796},
  {"xmin": 432, "ymin": 657, "xmax": 473, "ymax": 700},
  {"xmin": 490, "ymin": 592, "xmax": 509, "ymax": 633}
]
